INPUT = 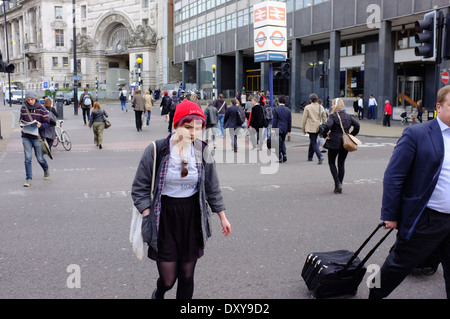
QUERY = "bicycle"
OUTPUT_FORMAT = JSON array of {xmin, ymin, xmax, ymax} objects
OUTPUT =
[{"xmin": 53, "ymin": 120, "xmax": 72, "ymax": 151}]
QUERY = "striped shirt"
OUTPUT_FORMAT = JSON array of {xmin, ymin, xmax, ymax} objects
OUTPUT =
[{"xmin": 20, "ymin": 103, "xmax": 50, "ymax": 139}]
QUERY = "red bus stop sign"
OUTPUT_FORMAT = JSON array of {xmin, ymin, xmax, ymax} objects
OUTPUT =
[{"xmin": 442, "ymin": 71, "xmax": 450, "ymax": 84}]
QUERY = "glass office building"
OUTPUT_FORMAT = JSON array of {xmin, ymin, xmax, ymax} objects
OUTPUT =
[{"xmin": 174, "ymin": 0, "xmax": 450, "ymax": 117}]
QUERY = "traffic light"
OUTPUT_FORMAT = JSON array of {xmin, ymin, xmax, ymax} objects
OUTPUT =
[
  {"xmin": 0, "ymin": 51, "xmax": 15, "ymax": 73},
  {"xmin": 274, "ymin": 61, "xmax": 290, "ymax": 79},
  {"xmin": 443, "ymin": 12, "xmax": 450, "ymax": 59},
  {"xmin": 281, "ymin": 61, "xmax": 290, "ymax": 79},
  {"xmin": 415, "ymin": 11, "xmax": 436, "ymax": 60}
]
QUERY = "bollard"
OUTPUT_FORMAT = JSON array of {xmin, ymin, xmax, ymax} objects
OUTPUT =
[{"xmin": 56, "ymin": 101, "xmax": 64, "ymax": 119}]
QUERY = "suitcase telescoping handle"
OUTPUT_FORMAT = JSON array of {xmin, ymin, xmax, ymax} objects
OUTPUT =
[{"xmin": 344, "ymin": 222, "xmax": 393, "ymax": 271}]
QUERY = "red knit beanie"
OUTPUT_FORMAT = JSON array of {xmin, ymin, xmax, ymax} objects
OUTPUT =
[{"xmin": 173, "ymin": 99, "xmax": 205, "ymax": 128}]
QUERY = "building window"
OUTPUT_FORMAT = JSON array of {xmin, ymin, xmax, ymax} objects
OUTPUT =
[
  {"xmin": 206, "ymin": 20, "xmax": 215, "ymax": 37},
  {"xmin": 189, "ymin": 2, "xmax": 197, "ymax": 17},
  {"xmin": 216, "ymin": 16, "xmax": 225, "ymax": 33},
  {"xmin": 55, "ymin": 30, "xmax": 64, "ymax": 46},
  {"xmin": 63, "ymin": 57, "xmax": 69, "ymax": 67},
  {"xmin": 198, "ymin": 0, "xmax": 206, "ymax": 14},
  {"xmin": 55, "ymin": 6, "xmax": 63, "ymax": 19},
  {"xmin": 198, "ymin": 23, "xmax": 206, "ymax": 39},
  {"xmin": 142, "ymin": 0, "xmax": 149, "ymax": 8},
  {"xmin": 238, "ymin": 8, "xmax": 249, "ymax": 27},
  {"xmin": 108, "ymin": 27, "xmax": 130, "ymax": 52},
  {"xmin": 182, "ymin": 29, "xmax": 189, "ymax": 44},
  {"xmin": 81, "ymin": 5, "xmax": 87, "ymax": 19},
  {"xmin": 52, "ymin": 57, "xmax": 58, "ymax": 67},
  {"xmin": 206, "ymin": 0, "xmax": 215, "ymax": 11},
  {"xmin": 395, "ymin": 29, "xmax": 419, "ymax": 50},
  {"xmin": 181, "ymin": 6, "xmax": 189, "ymax": 20},
  {"xmin": 190, "ymin": 26, "xmax": 197, "ymax": 41},
  {"xmin": 340, "ymin": 39, "xmax": 365, "ymax": 57},
  {"xmin": 226, "ymin": 13, "xmax": 237, "ymax": 31}
]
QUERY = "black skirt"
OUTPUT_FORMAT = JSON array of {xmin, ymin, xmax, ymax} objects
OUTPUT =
[{"xmin": 148, "ymin": 193, "xmax": 204, "ymax": 262}]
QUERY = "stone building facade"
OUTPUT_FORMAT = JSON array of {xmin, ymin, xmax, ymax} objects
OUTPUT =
[{"xmin": 0, "ymin": 0, "xmax": 179, "ymax": 94}]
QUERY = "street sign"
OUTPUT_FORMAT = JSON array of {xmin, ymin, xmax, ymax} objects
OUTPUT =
[
  {"xmin": 442, "ymin": 71, "xmax": 449, "ymax": 84},
  {"xmin": 253, "ymin": 1, "xmax": 286, "ymax": 28},
  {"xmin": 254, "ymin": 51, "xmax": 287, "ymax": 62},
  {"xmin": 253, "ymin": 1, "xmax": 287, "ymax": 63},
  {"xmin": 43, "ymin": 81, "xmax": 49, "ymax": 89}
]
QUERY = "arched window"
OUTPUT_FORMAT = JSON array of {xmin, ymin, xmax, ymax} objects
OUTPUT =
[{"xmin": 108, "ymin": 27, "xmax": 130, "ymax": 53}]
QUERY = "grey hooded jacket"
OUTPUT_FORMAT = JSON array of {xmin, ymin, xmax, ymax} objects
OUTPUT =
[{"xmin": 131, "ymin": 134, "xmax": 225, "ymax": 251}]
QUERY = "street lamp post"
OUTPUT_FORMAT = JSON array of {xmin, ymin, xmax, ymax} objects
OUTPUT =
[
  {"xmin": 137, "ymin": 57, "xmax": 142, "ymax": 91},
  {"xmin": 72, "ymin": 0, "xmax": 78, "ymax": 115},
  {"xmin": 212, "ymin": 64, "xmax": 216, "ymax": 100},
  {"xmin": 3, "ymin": 0, "xmax": 12, "ymax": 107}
]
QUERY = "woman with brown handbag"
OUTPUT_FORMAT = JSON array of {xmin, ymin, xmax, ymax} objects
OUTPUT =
[{"xmin": 321, "ymin": 98, "xmax": 360, "ymax": 194}]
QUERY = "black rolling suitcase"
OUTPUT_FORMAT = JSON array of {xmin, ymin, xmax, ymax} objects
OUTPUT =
[{"xmin": 302, "ymin": 222, "xmax": 393, "ymax": 298}]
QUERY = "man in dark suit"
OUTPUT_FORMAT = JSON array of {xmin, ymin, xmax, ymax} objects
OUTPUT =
[
  {"xmin": 224, "ymin": 98, "xmax": 241, "ymax": 152},
  {"xmin": 248, "ymin": 97, "xmax": 266, "ymax": 150},
  {"xmin": 369, "ymin": 85, "xmax": 450, "ymax": 299},
  {"xmin": 272, "ymin": 95, "xmax": 292, "ymax": 162}
]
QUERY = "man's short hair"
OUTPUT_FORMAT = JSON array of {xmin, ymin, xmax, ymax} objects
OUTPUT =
[
  {"xmin": 309, "ymin": 93, "xmax": 318, "ymax": 103},
  {"xmin": 278, "ymin": 95, "xmax": 286, "ymax": 104},
  {"xmin": 437, "ymin": 85, "xmax": 450, "ymax": 105}
]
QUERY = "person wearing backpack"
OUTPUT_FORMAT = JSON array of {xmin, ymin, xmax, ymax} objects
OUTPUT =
[
  {"xmin": 263, "ymin": 100, "xmax": 274, "ymax": 140},
  {"xmin": 78, "ymin": 87, "xmax": 94, "ymax": 126},
  {"xmin": 119, "ymin": 86, "xmax": 128, "ymax": 112}
]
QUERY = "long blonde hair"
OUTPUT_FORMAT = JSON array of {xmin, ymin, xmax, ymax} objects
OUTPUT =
[
  {"xmin": 331, "ymin": 98, "xmax": 345, "ymax": 114},
  {"xmin": 93, "ymin": 102, "xmax": 102, "ymax": 112}
]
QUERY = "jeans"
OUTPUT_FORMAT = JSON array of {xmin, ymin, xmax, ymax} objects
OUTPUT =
[
  {"xmin": 217, "ymin": 114, "xmax": 225, "ymax": 137},
  {"xmin": 121, "ymin": 100, "xmax": 127, "ymax": 111},
  {"xmin": 146, "ymin": 111, "xmax": 152, "ymax": 125},
  {"xmin": 307, "ymin": 132, "xmax": 322, "ymax": 160},
  {"xmin": 82, "ymin": 108, "xmax": 91, "ymax": 124},
  {"xmin": 228, "ymin": 128, "xmax": 238, "ymax": 150},
  {"xmin": 368, "ymin": 105, "xmax": 375, "ymax": 119},
  {"xmin": 22, "ymin": 137, "xmax": 48, "ymax": 180}
]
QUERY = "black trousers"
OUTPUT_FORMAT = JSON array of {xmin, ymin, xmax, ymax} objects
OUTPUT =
[
  {"xmin": 135, "ymin": 110, "xmax": 143, "ymax": 131},
  {"xmin": 327, "ymin": 148, "xmax": 348, "ymax": 187},
  {"xmin": 369, "ymin": 208, "xmax": 450, "ymax": 299}
]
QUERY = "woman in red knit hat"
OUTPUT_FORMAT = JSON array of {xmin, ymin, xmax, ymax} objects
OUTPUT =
[{"xmin": 132, "ymin": 99, "xmax": 231, "ymax": 299}]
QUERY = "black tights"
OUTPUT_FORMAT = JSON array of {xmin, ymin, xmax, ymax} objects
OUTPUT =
[
  {"xmin": 327, "ymin": 148, "xmax": 348, "ymax": 187},
  {"xmin": 154, "ymin": 260, "xmax": 197, "ymax": 299}
]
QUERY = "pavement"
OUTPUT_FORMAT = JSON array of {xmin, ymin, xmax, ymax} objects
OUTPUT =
[
  {"xmin": 0, "ymin": 100, "xmax": 446, "ymax": 301},
  {"xmin": 0, "ymin": 102, "xmax": 407, "ymax": 152}
]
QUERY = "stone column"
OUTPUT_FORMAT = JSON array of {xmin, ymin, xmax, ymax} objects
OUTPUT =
[
  {"xmin": 378, "ymin": 21, "xmax": 394, "ymax": 123},
  {"xmin": 289, "ymin": 38, "xmax": 302, "ymax": 112},
  {"xmin": 329, "ymin": 31, "xmax": 341, "ymax": 100}
]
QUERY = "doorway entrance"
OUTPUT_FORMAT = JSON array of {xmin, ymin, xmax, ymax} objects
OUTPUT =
[{"xmin": 397, "ymin": 76, "xmax": 424, "ymax": 111}]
